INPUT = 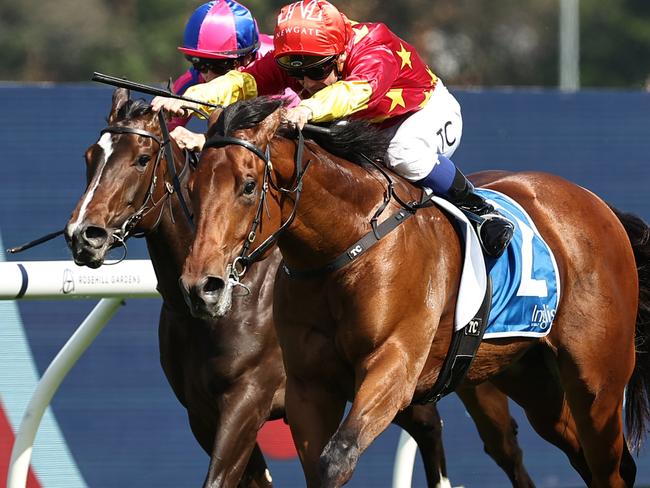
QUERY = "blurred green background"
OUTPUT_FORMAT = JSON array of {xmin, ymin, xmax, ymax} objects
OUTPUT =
[{"xmin": 0, "ymin": 0, "xmax": 648, "ymax": 87}]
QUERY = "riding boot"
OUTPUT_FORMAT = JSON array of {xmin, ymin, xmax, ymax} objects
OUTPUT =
[{"xmin": 446, "ymin": 168, "xmax": 515, "ymax": 258}]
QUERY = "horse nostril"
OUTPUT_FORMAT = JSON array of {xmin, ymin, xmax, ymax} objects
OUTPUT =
[
  {"xmin": 202, "ymin": 276, "xmax": 226, "ymax": 295},
  {"xmin": 82, "ymin": 225, "xmax": 109, "ymax": 249}
]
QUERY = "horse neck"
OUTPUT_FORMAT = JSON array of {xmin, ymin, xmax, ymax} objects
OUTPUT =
[
  {"xmin": 144, "ymin": 143, "xmax": 194, "ymax": 306},
  {"xmin": 273, "ymin": 141, "xmax": 392, "ymax": 270}
]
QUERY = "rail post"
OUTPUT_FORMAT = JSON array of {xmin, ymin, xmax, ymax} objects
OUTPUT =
[{"xmin": 7, "ymin": 298, "xmax": 124, "ymax": 488}]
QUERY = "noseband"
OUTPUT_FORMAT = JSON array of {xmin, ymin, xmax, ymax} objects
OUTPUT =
[
  {"xmin": 100, "ymin": 112, "xmax": 194, "ymax": 243},
  {"xmin": 202, "ymin": 128, "xmax": 311, "ymax": 285}
]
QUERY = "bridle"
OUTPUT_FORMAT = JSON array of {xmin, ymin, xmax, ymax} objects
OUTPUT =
[
  {"xmin": 201, "ymin": 124, "xmax": 434, "ymax": 285},
  {"xmin": 99, "ymin": 111, "xmax": 195, "ymax": 257},
  {"xmin": 202, "ymin": 128, "xmax": 311, "ymax": 287}
]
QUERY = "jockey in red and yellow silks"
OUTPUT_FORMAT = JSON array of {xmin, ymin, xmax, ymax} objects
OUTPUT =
[
  {"xmin": 153, "ymin": 0, "xmax": 514, "ymax": 258},
  {"xmin": 247, "ymin": 22, "xmax": 437, "ymax": 128}
]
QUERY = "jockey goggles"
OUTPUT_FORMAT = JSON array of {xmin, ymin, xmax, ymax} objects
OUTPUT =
[
  {"xmin": 185, "ymin": 55, "xmax": 237, "ymax": 75},
  {"xmin": 275, "ymin": 54, "xmax": 337, "ymax": 80}
]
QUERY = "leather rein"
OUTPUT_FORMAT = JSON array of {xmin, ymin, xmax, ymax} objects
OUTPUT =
[
  {"xmin": 100, "ymin": 111, "xmax": 195, "ymax": 244},
  {"xmin": 202, "ymin": 128, "xmax": 311, "ymax": 285},
  {"xmin": 202, "ymin": 125, "xmax": 433, "ymax": 285}
]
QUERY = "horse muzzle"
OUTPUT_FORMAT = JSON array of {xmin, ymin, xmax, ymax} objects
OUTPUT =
[
  {"xmin": 66, "ymin": 223, "xmax": 114, "ymax": 268},
  {"xmin": 179, "ymin": 274, "xmax": 233, "ymax": 320}
]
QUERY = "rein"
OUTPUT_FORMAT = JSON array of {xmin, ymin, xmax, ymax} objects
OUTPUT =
[
  {"xmin": 202, "ymin": 128, "xmax": 311, "ymax": 285},
  {"xmin": 7, "ymin": 74, "xmax": 204, "ymax": 255},
  {"xmin": 202, "ymin": 125, "xmax": 433, "ymax": 283},
  {"xmin": 100, "ymin": 112, "xmax": 195, "ymax": 247},
  {"xmin": 158, "ymin": 111, "xmax": 194, "ymax": 230}
]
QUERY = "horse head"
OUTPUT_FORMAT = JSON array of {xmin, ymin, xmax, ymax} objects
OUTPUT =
[
  {"xmin": 180, "ymin": 97, "xmax": 287, "ymax": 319},
  {"xmin": 65, "ymin": 87, "xmax": 184, "ymax": 268}
]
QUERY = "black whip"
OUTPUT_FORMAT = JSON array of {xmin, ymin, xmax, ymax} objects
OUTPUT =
[
  {"xmin": 92, "ymin": 72, "xmax": 222, "ymax": 109},
  {"xmin": 92, "ymin": 72, "xmax": 330, "ymax": 136},
  {"xmin": 6, "ymin": 229, "xmax": 65, "ymax": 254}
]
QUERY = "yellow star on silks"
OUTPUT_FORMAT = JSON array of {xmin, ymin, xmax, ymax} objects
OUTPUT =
[
  {"xmin": 426, "ymin": 67, "xmax": 438, "ymax": 85},
  {"xmin": 386, "ymin": 88, "xmax": 406, "ymax": 112},
  {"xmin": 396, "ymin": 44, "xmax": 412, "ymax": 69},
  {"xmin": 419, "ymin": 89, "xmax": 433, "ymax": 109},
  {"xmin": 353, "ymin": 25, "xmax": 370, "ymax": 44}
]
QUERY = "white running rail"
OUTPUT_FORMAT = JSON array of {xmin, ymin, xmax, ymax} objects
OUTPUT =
[
  {"xmin": 3, "ymin": 260, "xmax": 158, "ymax": 488},
  {"xmin": 0, "ymin": 260, "xmax": 159, "ymax": 300},
  {"xmin": 393, "ymin": 430, "xmax": 419, "ymax": 487}
]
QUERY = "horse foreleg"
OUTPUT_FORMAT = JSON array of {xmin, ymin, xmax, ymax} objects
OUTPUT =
[
  {"xmin": 394, "ymin": 404, "xmax": 452, "ymax": 488},
  {"xmin": 285, "ymin": 373, "xmax": 347, "ymax": 488},
  {"xmin": 455, "ymin": 382, "xmax": 535, "ymax": 488},
  {"xmin": 319, "ymin": 342, "xmax": 419, "ymax": 488},
  {"xmin": 203, "ymin": 381, "xmax": 276, "ymax": 488}
]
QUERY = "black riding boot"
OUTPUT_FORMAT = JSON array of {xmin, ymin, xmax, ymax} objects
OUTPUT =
[{"xmin": 446, "ymin": 168, "xmax": 515, "ymax": 258}]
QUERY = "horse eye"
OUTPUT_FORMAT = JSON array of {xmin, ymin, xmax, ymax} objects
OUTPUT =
[
  {"xmin": 243, "ymin": 181, "xmax": 256, "ymax": 195},
  {"xmin": 137, "ymin": 154, "xmax": 151, "ymax": 167}
]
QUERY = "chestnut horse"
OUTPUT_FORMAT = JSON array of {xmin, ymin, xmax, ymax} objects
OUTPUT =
[
  {"xmin": 180, "ymin": 97, "xmax": 650, "ymax": 488},
  {"xmin": 65, "ymin": 87, "xmax": 543, "ymax": 487},
  {"xmin": 64, "ymin": 89, "xmax": 536, "ymax": 487}
]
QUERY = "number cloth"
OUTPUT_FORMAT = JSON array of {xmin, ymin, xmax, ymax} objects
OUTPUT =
[{"xmin": 479, "ymin": 189, "xmax": 561, "ymax": 338}]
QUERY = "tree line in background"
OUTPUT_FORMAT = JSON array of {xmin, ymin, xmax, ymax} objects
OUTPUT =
[{"xmin": 0, "ymin": 0, "xmax": 649, "ymax": 88}]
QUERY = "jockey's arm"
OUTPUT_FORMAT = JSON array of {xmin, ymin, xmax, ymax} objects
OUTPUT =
[
  {"xmin": 288, "ymin": 44, "xmax": 400, "ymax": 127},
  {"xmin": 151, "ymin": 51, "xmax": 290, "ymax": 118},
  {"xmin": 151, "ymin": 70, "xmax": 259, "ymax": 118},
  {"xmin": 170, "ymin": 126, "xmax": 206, "ymax": 151},
  {"xmin": 297, "ymin": 80, "xmax": 373, "ymax": 122}
]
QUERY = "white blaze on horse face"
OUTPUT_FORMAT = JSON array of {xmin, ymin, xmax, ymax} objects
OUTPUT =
[{"xmin": 70, "ymin": 133, "xmax": 113, "ymax": 232}]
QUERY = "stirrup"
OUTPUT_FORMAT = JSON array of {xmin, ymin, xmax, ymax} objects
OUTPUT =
[{"xmin": 476, "ymin": 213, "xmax": 515, "ymax": 258}]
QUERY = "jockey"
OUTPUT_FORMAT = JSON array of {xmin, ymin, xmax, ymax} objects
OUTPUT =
[
  {"xmin": 168, "ymin": 0, "xmax": 298, "ymax": 150},
  {"xmin": 153, "ymin": 0, "xmax": 514, "ymax": 258}
]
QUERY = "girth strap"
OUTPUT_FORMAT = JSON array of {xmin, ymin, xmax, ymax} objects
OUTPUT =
[{"xmin": 416, "ymin": 277, "xmax": 493, "ymax": 404}]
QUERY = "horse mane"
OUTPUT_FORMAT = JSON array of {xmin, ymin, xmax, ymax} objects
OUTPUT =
[
  {"xmin": 207, "ymin": 97, "xmax": 286, "ymax": 139},
  {"xmin": 206, "ymin": 96, "xmax": 390, "ymax": 165},
  {"xmin": 307, "ymin": 119, "xmax": 390, "ymax": 165}
]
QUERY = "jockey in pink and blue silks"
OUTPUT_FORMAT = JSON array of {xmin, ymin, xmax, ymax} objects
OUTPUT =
[{"xmin": 168, "ymin": 0, "xmax": 298, "ymax": 150}]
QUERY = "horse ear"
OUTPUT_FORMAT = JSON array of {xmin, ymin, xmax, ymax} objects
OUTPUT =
[
  {"xmin": 108, "ymin": 88, "xmax": 130, "ymax": 123},
  {"xmin": 205, "ymin": 108, "xmax": 225, "ymax": 139},
  {"xmin": 254, "ymin": 106, "xmax": 283, "ymax": 146}
]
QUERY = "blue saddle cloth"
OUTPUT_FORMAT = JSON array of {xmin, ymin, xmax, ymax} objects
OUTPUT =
[{"xmin": 475, "ymin": 189, "xmax": 560, "ymax": 338}]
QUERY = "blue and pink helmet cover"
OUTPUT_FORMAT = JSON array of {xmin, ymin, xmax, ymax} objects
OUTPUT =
[{"xmin": 179, "ymin": 0, "xmax": 260, "ymax": 59}]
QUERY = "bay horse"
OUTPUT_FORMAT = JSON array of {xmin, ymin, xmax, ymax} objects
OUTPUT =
[
  {"xmin": 64, "ymin": 88, "xmax": 286, "ymax": 488},
  {"xmin": 63, "ymin": 88, "xmax": 536, "ymax": 487},
  {"xmin": 180, "ymin": 97, "xmax": 650, "ymax": 488}
]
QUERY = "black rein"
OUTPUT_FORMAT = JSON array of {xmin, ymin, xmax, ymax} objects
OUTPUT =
[
  {"xmin": 200, "ymin": 126, "xmax": 432, "ymax": 282},
  {"xmin": 202, "ymin": 128, "xmax": 311, "ymax": 280},
  {"xmin": 100, "ymin": 112, "xmax": 195, "ymax": 240}
]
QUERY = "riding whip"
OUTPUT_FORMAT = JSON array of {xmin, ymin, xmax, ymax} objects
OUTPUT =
[{"xmin": 6, "ymin": 229, "xmax": 65, "ymax": 254}]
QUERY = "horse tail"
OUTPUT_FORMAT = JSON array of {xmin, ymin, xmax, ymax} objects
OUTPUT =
[{"xmin": 610, "ymin": 205, "xmax": 650, "ymax": 451}]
